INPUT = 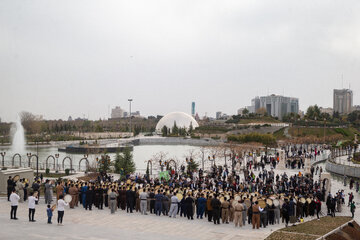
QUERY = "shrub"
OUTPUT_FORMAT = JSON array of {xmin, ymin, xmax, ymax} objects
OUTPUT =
[
  {"xmin": 65, "ymin": 169, "xmax": 70, "ymax": 175},
  {"xmin": 45, "ymin": 168, "xmax": 50, "ymax": 174},
  {"xmin": 227, "ymin": 133, "xmax": 277, "ymax": 147}
]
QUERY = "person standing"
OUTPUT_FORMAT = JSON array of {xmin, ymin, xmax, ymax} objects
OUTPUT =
[
  {"xmin": 28, "ymin": 192, "xmax": 38, "ymax": 222},
  {"xmin": 206, "ymin": 195, "xmax": 213, "ymax": 222},
  {"xmin": 234, "ymin": 200, "xmax": 244, "ymax": 227},
  {"xmin": 85, "ymin": 186, "xmax": 94, "ymax": 210},
  {"xmin": 196, "ymin": 194, "xmax": 206, "ymax": 219},
  {"xmin": 252, "ymin": 201, "xmax": 261, "ymax": 229},
  {"xmin": 211, "ymin": 195, "xmax": 221, "ymax": 224},
  {"xmin": 10, "ymin": 189, "xmax": 20, "ymax": 220},
  {"xmin": 109, "ymin": 189, "xmax": 118, "ymax": 214},
  {"xmin": 68, "ymin": 184, "xmax": 78, "ymax": 209},
  {"xmin": 56, "ymin": 181, "xmax": 64, "ymax": 202},
  {"xmin": 155, "ymin": 190, "xmax": 163, "ymax": 216},
  {"xmin": 32, "ymin": 180, "xmax": 40, "ymax": 204},
  {"xmin": 44, "ymin": 180, "xmax": 53, "ymax": 204},
  {"xmin": 57, "ymin": 195, "xmax": 68, "ymax": 226},
  {"xmin": 16, "ymin": 179, "xmax": 24, "ymax": 203},
  {"xmin": 47, "ymin": 204, "xmax": 53, "ymax": 224},
  {"xmin": 126, "ymin": 187, "xmax": 135, "ymax": 213},
  {"xmin": 274, "ymin": 202, "xmax": 280, "ymax": 224},
  {"xmin": 81, "ymin": 183, "xmax": 88, "ymax": 208},
  {"xmin": 185, "ymin": 193, "xmax": 194, "ymax": 220},
  {"xmin": 149, "ymin": 189, "xmax": 155, "ymax": 214},
  {"xmin": 314, "ymin": 197, "xmax": 321, "ymax": 219},
  {"xmin": 221, "ymin": 199, "xmax": 230, "ymax": 224},
  {"xmin": 119, "ymin": 187, "xmax": 127, "ymax": 210},
  {"xmin": 139, "ymin": 189, "xmax": 148, "ymax": 215},
  {"xmin": 162, "ymin": 192, "xmax": 170, "ymax": 216},
  {"xmin": 169, "ymin": 192, "xmax": 179, "ymax": 218},
  {"xmin": 229, "ymin": 197, "xmax": 234, "ymax": 222},
  {"xmin": 350, "ymin": 201, "xmax": 356, "ymax": 218},
  {"xmin": 7, "ymin": 176, "xmax": 14, "ymax": 201},
  {"xmin": 242, "ymin": 200, "xmax": 247, "ymax": 226}
]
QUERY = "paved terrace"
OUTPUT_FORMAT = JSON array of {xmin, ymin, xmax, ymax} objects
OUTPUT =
[{"xmin": 0, "ymin": 163, "xmax": 359, "ymax": 240}]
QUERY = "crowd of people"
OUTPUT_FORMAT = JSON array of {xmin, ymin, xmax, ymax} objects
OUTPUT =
[{"xmin": 6, "ymin": 145, "xmax": 357, "ymax": 228}]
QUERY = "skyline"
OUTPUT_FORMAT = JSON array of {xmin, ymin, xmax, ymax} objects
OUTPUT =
[{"xmin": 1, "ymin": 1, "xmax": 360, "ymax": 122}]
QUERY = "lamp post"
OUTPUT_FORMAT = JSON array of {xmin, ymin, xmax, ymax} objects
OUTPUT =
[
  {"xmin": 128, "ymin": 99, "xmax": 133, "ymax": 136},
  {"xmin": 27, "ymin": 153, "xmax": 32, "ymax": 168},
  {"xmin": 55, "ymin": 153, "xmax": 59, "ymax": 173},
  {"xmin": 0, "ymin": 152, "xmax": 5, "ymax": 167},
  {"xmin": 323, "ymin": 118, "xmax": 326, "ymax": 144}
]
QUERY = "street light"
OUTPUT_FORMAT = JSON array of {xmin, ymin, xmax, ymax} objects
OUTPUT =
[
  {"xmin": 0, "ymin": 152, "xmax": 5, "ymax": 167},
  {"xmin": 128, "ymin": 99, "xmax": 133, "ymax": 136},
  {"xmin": 55, "ymin": 153, "xmax": 60, "ymax": 173},
  {"xmin": 323, "ymin": 118, "xmax": 326, "ymax": 144},
  {"xmin": 27, "ymin": 153, "xmax": 32, "ymax": 168}
]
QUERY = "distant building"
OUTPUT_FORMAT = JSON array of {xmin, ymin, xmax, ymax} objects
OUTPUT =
[
  {"xmin": 124, "ymin": 111, "xmax": 141, "ymax": 118},
  {"xmin": 111, "ymin": 106, "xmax": 124, "ymax": 119},
  {"xmin": 195, "ymin": 113, "xmax": 200, "ymax": 121},
  {"xmin": 68, "ymin": 116, "xmax": 73, "ymax": 121},
  {"xmin": 191, "ymin": 102, "xmax": 195, "ymax": 116},
  {"xmin": 216, "ymin": 111, "xmax": 222, "ymax": 120},
  {"xmin": 237, "ymin": 108, "xmax": 245, "ymax": 115},
  {"xmin": 251, "ymin": 97, "xmax": 260, "ymax": 113},
  {"xmin": 333, "ymin": 89, "xmax": 353, "ymax": 115},
  {"xmin": 249, "ymin": 94, "xmax": 299, "ymax": 120},
  {"xmin": 320, "ymin": 107, "xmax": 333, "ymax": 115},
  {"xmin": 352, "ymin": 105, "xmax": 360, "ymax": 112}
]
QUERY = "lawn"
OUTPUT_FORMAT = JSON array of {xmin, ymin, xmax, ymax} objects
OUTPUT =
[
  {"xmin": 288, "ymin": 127, "xmax": 359, "ymax": 140},
  {"xmin": 266, "ymin": 216, "xmax": 352, "ymax": 240}
]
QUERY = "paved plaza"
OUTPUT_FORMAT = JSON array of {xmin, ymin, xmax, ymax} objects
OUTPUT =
[{"xmin": 0, "ymin": 160, "xmax": 359, "ymax": 240}]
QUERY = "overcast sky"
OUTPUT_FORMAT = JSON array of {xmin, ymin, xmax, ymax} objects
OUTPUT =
[{"xmin": 1, "ymin": 0, "xmax": 359, "ymax": 122}]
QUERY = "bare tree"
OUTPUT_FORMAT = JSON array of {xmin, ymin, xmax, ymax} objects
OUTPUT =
[
  {"xmin": 199, "ymin": 146, "xmax": 208, "ymax": 170},
  {"xmin": 183, "ymin": 148, "xmax": 199, "ymax": 161},
  {"xmin": 150, "ymin": 151, "xmax": 169, "ymax": 170}
]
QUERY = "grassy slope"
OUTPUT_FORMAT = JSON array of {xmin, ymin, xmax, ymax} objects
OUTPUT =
[
  {"xmin": 266, "ymin": 216, "xmax": 352, "ymax": 240},
  {"xmin": 288, "ymin": 127, "xmax": 359, "ymax": 139}
]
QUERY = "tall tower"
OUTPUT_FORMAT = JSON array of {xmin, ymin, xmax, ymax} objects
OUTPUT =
[
  {"xmin": 333, "ymin": 89, "xmax": 353, "ymax": 114},
  {"xmin": 191, "ymin": 102, "xmax": 195, "ymax": 116}
]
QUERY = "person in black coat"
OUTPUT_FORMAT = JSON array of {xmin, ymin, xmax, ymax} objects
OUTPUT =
[
  {"xmin": 7, "ymin": 176, "xmax": 14, "ymax": 201},
  {"xmin": 211, "ymin": 195, "xmax": 221, "ymax": 224},
  {"xmin": 126, "ymin": 188, "xmax": 135, "ymax": 213},
  {"xmin": 85, "ymin": 187, "xmax": 94, "ymax": 210},
  {"xmin": 185, "ymin": 194, "xmax": 194, "ymax": 220}
]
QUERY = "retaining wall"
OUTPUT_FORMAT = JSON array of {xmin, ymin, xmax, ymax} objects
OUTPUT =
[{"xmin": 325, "ymin": 160, "xmax": 360, "ymax": 178}]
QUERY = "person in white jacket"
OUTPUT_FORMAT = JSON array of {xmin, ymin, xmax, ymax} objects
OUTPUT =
[
  {"xmin": 28, "ymin": 192, "xmax": 38, "ymax": 222},
  {"xmin": 57, "ymin": 195, "xmax": 68, "ymax": 225},
  {"xmin": 10, "ymin": 189, "xmax": 20, "ymax": 220}
]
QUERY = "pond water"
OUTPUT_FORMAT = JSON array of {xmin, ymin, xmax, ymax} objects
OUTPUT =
[{"xmin": 0, "ymin": 145, "xmax": 208, "ymax": 173}]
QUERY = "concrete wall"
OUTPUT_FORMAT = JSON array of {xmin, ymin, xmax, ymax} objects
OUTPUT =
[
  {"xmin": 0, "ymin": 168, "xmax": 34, "ymax": 194},
  {"xmin": 325, "ymin": 161, "xmax": 360, "ymax": 178}
]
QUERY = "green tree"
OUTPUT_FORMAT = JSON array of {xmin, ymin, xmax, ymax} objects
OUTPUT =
[
  {"xmin": 114, "ymin": 147, "xmax": 136, "ymax": 179},
  {"xmin": 306, "ymin": 105, "xmax": 321, "ymax": 120},
  {"xmin": 242, "ymin": 108, "xmax": 249, "ymax": 116},
  {"xmin": 188, "ymin": 122, "xmax": 193, "ymax": 134},
  {"xmin": 187, "ymin": 159, "xmax": 199, "ymax": 173},
  {"xmin": 172, "ymin": 121, "xmax": 179, "ymax": 135},
  {"xmin": 161, "ymin": 126, "xmax": 168, "ymax": 136},
  {"xmin": 98, "ymin": 154, "xmax": 111, "ymax": 173}
]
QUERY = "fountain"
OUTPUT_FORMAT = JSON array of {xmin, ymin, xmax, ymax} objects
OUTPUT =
[
  {"xmin": 10, "ymin": 115, "xmax": 26, "ymax": 155},
  {"xmin": 0, "ymin": 114, "xmax": 33, "ymax": 194}
]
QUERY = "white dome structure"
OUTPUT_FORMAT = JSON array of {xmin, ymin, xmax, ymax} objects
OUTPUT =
[{"xmin": 156, "ymin": 112, "xmax": 199, "ymax": 133}]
